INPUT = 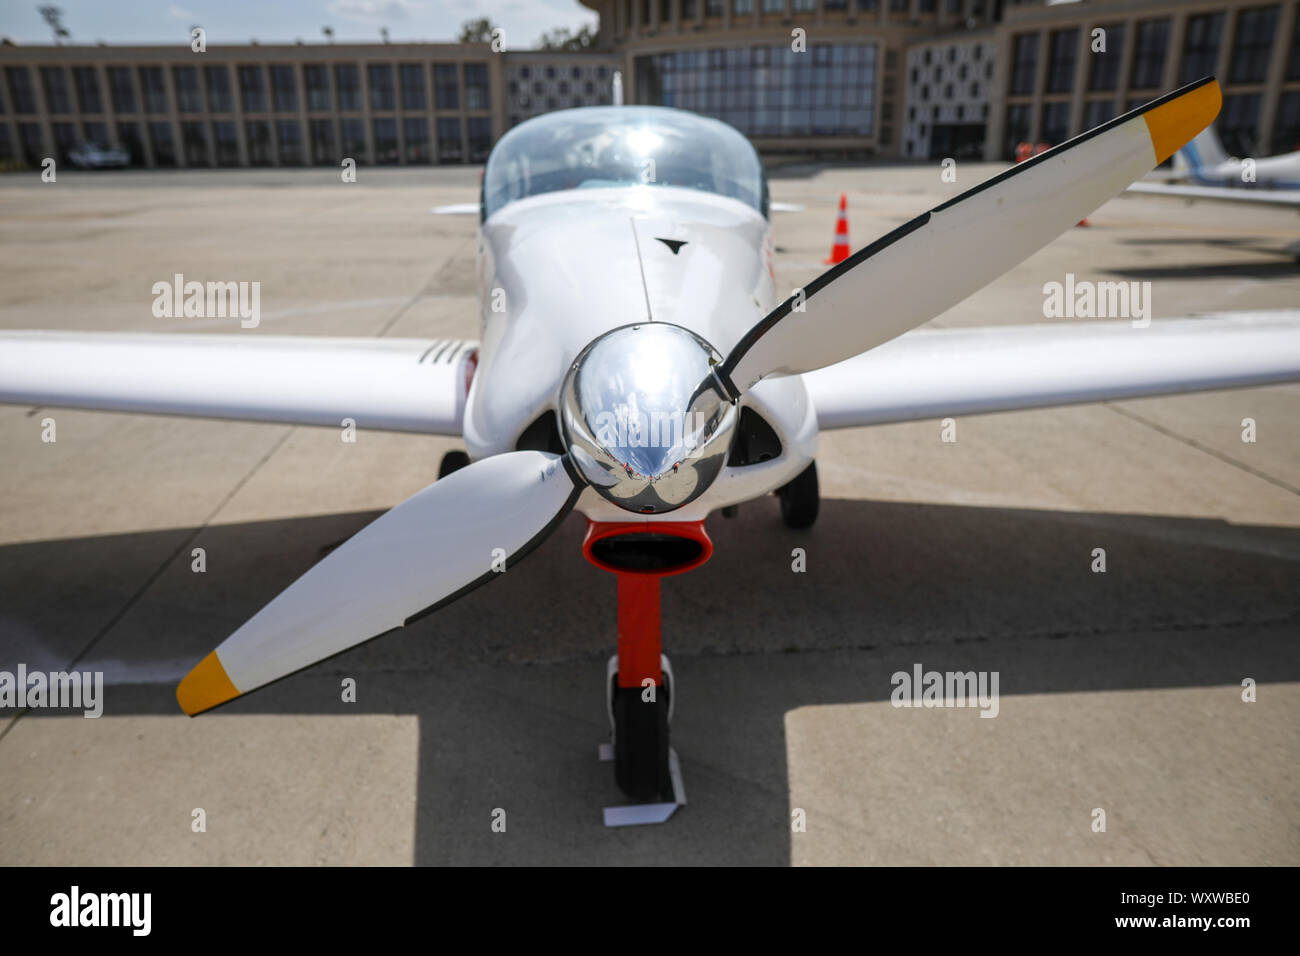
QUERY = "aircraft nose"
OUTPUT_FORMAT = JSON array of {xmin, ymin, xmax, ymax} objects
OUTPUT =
[{"xmin": 561, "ymin": 323, "xmax": 737, "ymax": 514}]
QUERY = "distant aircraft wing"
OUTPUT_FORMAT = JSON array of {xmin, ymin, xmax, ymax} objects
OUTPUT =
[
  {"xmin": 0, "ymin": 331, "xmax": 476, "ymax": 435},
  {"xmin": 431, "ymin": 203, "xmax": 481, "ymax": 215},
  {"xmin": 803, "ymin": 312, "xmax": 1300, "ymax": 429},
  {"xmin": 1126, "ymin": 181, "xmax": 1300, "ymax": 206}
]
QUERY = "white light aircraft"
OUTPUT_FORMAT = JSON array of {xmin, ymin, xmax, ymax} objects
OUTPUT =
[
  {"xmin": 4, "ymin": 76, "xmax": 1300, "ymax": 813},
  {"xmin": 1127, "ymin": 123, "xmax": 1300, "ymax": 207}
]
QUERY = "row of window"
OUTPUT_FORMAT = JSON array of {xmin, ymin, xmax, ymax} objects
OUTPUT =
[
  {"xmin": 1010, "ymin": 6, "xmax": 1300, "ymax": 98},
  {"xmin": 626, "ymin": 0, "xmax": 963, "ymax": 24},
  {"xmin": 0, "ymin": 115, "xmax": 493, "ymax": 166},
  {"xmin": 636, "ymin": 44, "xmax": 877, "ymax": 137},
  {"xmin": 0, "ymin": 62, "xmax": 490, "ymax": 117},
  {"xmin": 1002, "ymin": 89, "xmax": 1300, "ymax": 158}
]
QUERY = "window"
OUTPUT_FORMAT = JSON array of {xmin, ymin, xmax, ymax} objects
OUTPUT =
[
  {"xmin": 270, "ymin": 65, "xmax": 297, "ymax": 112},
  {"xmin": 204, "ymin": 66, "xmax": 232, "ymax": 112},
  {"xmin": 1087, "ymin": 23, "xmax": 1125, "ymax": 91},
  {"xmin": 368, "ymin": 64, "xmax": 395, "ymax": 111},
  {"xmin": 1228, "ymin": 6, "xmax": 1279, "ymax": 85},
  {"xmin": 1289, "ymin": 13, "xmax": 1300, "ymax": 81},
  {"xmin": 82, "ymin": 121, "xmax": 108, "ymax": 147},
  {"xmin": 180, "ymin": 123, "xmax": 208, "ymax": 167},
  {"xmin": 437, "ymin": 116, "xmax": 462, "ymax": 162},
  {"xmin": 400, "ymin": 63, "xmax": 425, "ymax": 110},
  {"xmin": 372, "ymin": 117, "xmax": 398, "ymax": 163},
  {"xmin": 1003, "ymin": 103, "xmax": 1031, "ymax": 159},
  {"xmin": 403, "ymin": 116, "xmax": 430, "ymax": 162},
  {"xmin": 1180, "ymin": 13, "xmax": 1223, "ymax": 85},
  {"xmin": 107, "ymin": 67, "xmax": 135, "ymax": 112},
  {"xmin": 245, "ymin": 119, "xmax": 272, "ymax": 164},
  {"xmin": 73, "ymin": 67, "xmax": 102, "ymax": 113},
  {"xmin": 1010, "ymin": 33, "xmax": 1038, "ymax": 95},
  {"xmin": 465, "ymin": 63, "xmax": 489, "ymax": 110},
  {"xmin": 1083, "ymin": 99, "xmax": 1116, "ymax": 130},
  {"xmin": 468, "ymin": 116, "xmax": 492, "ymax": 161},
  {"xmin": 238, "ymin": 65, "xmax": 266, "ymax": 112},
  {"xmin": 51, "ymin": 121, "xmax": 77, "ymax": 162},
  {"xmin": 1273, "ymin": 91, "xmax": 1300, "ymax": 152},
  {"xmin": 277, "ymin": 119, "xmax": 303, "ymax": 164},
  {"xmin": 434, "ymin": 64, "xmax": 459, "ymax": 109},
  {"xmin": 1129, "ymin": 20, "xmax": 1169, "ymax": 89},
  {"xmin": 309, "ymin": 118, "xmax": 335, "ymax": 164},
  {"xmin": 1046, "ymin": 29, "xmax": 1078, "ymax": 93},
  {"xmin": 173, "ymin": 66, "xmax": 202, "ymax": 112},
  {"xmin": 40, "ymin": 67, "xmax": 71, "ymax": 113},
  {"xmin": 138, "ymin": 67, "xmax": 167, "ymax": 113},
  {"xmin": 116, "ymin": 122, "xmax": 145, "ymax": 164},
  {"xmin": 335, "ymin": 64, "xmax": 360, "ymax": 111},
  {"xmin": 149, "ymin": 121, "xmax": 176, "ymax": 165},
  {"xmin": 339, "ymin": 117, "xmax": 365, "ymax": 160},
  {"xmin": 17, "ymin": 122, "xmax": 44, "ymax": 164},
  {"xmin": 181, "ymin": 121, "xmax": 208, "ymax": 165},
  {"xmin": 305, "ymin": 65, "xmax": 331, "ymax": 111},
  {"xmin": 1219, "ymin": 93, "xmax": 1260, "ymax": 156},
  {"xmin": 212, "ymin": 121, "xmax": 239, "ymax": 166},
  {"xmin": 5, "ymin": 67, "xmax": 36, "ymax": 113}
]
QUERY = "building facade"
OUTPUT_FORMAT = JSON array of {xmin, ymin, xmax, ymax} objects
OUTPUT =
[
  {"xmin": 988, "ymin": 0, "xmax": 1300, "ymax": 159},
  {"xmin": 1, "ymin": 1, "xmax": 1297, "ymax": 168},
  {"xmin": 0, "ymin": 41, "xmax": 506, "ymax": 168}
]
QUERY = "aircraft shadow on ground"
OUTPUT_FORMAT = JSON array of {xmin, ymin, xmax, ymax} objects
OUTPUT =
[{"xmin": 2, "ymin": 498, "xmax": 1297, "ymax": 864}]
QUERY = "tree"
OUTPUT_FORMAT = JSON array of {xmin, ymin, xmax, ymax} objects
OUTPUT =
[
  {"xmin": 38, "ymin": 5, "xmax": 70, "ymax": 45},
  {"xmin": 536, "ymin": 24, "xmax": 598, "ymax": 51},
  {"xmin": 457, "ymin": 17, "xmax": 497, "ymax": 44},
  {"xmin": 322, "ymin": 25, "xmax": 334, "ymax": 43}
]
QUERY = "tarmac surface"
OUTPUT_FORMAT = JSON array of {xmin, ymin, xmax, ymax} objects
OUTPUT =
[{"xmin": 0, "ymin": 162, "xmax": 1297, "ymax": 865}]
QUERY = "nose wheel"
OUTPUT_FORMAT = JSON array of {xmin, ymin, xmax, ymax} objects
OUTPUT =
[{"xmin": 776, "ymin": 460, "xmax": 819, "ymax": 529}]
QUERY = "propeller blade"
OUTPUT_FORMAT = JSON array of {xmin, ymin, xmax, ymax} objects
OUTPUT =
[
  {"xmin": 176, "ymin": 450, "xmax": 582, "ymax": 715},
  {"xmin": 714, "ymin": 77, "xmax": 1222, "ymax": 398}
]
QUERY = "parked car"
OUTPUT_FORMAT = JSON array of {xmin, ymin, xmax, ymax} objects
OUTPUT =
[{"xmin": 67, "ymin": 142, "xmax": 130, "ymax": 169}]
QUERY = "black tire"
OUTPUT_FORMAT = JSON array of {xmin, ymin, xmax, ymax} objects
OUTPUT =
[
  {"xmin": 777, "ymin": 461, "xmax": 819, "ymax": 529},
  {"xmin": 612, "ymin": 683, "xmax": 672, "ymax": 802},
  {"xmin": 438, "ymin": 450, "xmax": 470, "ymax": 479}
]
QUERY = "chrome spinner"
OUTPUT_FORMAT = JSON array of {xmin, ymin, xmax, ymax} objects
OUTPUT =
[{"xmin": 560, "ymin": 323, "xmax": 738, "ymax": 514}]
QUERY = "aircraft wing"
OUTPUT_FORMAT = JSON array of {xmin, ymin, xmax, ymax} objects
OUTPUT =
[
  {"xmin": 0, "ymin": 331, "xmax": 476, "ymax": 435},
  {"xmin": 1126, "ymin": 181, "xmax": 1300, "ymax": 206},
  {"xmin": 803, "ymin": 312, "xmax": 1300, "ymax": 429}
]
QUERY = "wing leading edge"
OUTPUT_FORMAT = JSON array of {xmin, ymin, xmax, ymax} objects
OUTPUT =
[
  {"xmin": 0, "ymin": 331, "xmax": 476, "ymax": 435},
  {"xmin": 803, "ymin": 312, "xmax": 1300, "ymax": 430}
]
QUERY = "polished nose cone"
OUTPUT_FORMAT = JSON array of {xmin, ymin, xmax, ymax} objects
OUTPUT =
[{"xmin": 561, "ymin": 323, "xmax": 737, "ymax": 514}]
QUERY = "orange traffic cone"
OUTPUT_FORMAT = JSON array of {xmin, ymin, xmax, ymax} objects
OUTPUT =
[{"xmin": 824, "ymin": 194, "xmax": 850, "ymax": 264}]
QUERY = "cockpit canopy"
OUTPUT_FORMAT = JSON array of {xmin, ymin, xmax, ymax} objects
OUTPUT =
[{"xmin": 482, "ymin": 106, "xmax": 768, "ymax": 220}]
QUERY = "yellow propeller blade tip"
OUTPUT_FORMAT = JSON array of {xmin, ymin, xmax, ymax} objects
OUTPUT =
[
  {"xmin": 1144, "ymin": 78, "xmax": 1222, "ymax": 165},
  {"xmin": 177, "ymin": 651, "xmax": 240, "ymax": 716}
]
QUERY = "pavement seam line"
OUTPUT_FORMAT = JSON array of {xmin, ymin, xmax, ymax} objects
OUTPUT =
[
  {"xmin": 1107, "ymin": 403, "xmax": 1300, "ymax": 498},
  {"xmin": 0, "ymin": 426, "xmax": 298, "ymax": 746}
]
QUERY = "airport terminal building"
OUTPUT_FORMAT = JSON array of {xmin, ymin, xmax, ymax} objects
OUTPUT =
[{"xmin": 0, "ymin": 0, "xmax": 1297, "ymax": 168}]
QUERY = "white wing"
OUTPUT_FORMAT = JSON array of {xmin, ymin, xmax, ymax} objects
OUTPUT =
[
  {"xmin": 0, "ymin": 331, "xmax": 476, "ymax": 435},
  {"xmin": 803, "ymin": 313, "xmax": 1300, "ymax": 430},
  {"xmin": 1126, "ymin": 182, "xmax": 1300, "ymax": 206}
]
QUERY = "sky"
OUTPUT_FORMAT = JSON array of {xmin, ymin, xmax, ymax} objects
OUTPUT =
[{"xmin": 0, "ymin": 0, "xmax": 599, "ymax": 49}]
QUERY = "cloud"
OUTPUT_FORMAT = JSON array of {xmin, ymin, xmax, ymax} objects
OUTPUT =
[
  {"xmin": 326, "ymin": 0, "xmax": 419, "ymax": 22},
  {"xmin": 168, "ymin": 4, "xmax": 195, "ymax": 19}
]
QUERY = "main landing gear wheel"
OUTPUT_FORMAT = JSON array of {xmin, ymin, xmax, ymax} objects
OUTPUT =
[
  {"xmin": 607, "ymin": 655, "xmax": 675, "ymax": 802},
  {"xmin": 438, "ymin": 449, "xmax": 470, "ymax": 479},
  {"xmin": 777, "ymin": 461, "xmax": 819, "ymax": 529}
]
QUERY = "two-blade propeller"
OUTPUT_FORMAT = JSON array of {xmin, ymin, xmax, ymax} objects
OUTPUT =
[{"xmin": 178, "ymin": 77, "xmax": 1221, "ymax": 715}]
